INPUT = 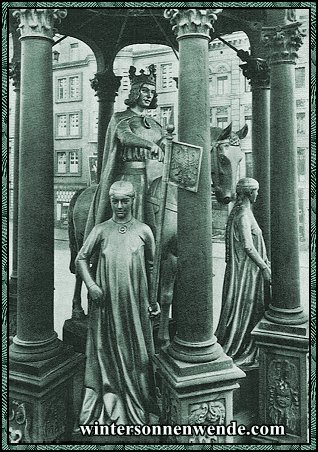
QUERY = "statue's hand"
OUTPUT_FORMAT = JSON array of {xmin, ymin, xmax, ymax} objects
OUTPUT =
[
  {"xmin": 262, "ymin": 267, "xmax": 271, "ymax": 283},
  {"xmin": 88, "ymin": 283, "xmax": 104, "ymax": 303},
  {"xmin": 149, "ymin": 144, "xmax": 164, "ymax": 162},
  {"xmin": 148, "ymin": 302, "xmax": 161, "ymax": 318}
]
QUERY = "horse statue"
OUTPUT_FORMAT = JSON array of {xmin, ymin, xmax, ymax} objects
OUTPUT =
[
  {"xmin": 67, "ymin": 123, "xmax": 248, "ymax": 331},
  {"xmin": 146, "ymin": 123, "xmax": 248, "ymax": 347}
]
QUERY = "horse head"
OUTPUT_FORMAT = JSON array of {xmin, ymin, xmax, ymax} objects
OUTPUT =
[{"xmin": 210, "ymin": 123, "xmax": 248, "ymax": 204}]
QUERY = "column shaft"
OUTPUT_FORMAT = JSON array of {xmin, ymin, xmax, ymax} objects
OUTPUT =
[
  {"xmin": 270, "ymin": 64, "xmax": 300, "ymax": 310},
  {"xmin": 16, "ymin": 37, "xmax": 55, "ymax": 343},
  {"xmin": 97, "ymin": 100, "xmax": 114, "ymax": 182},
  {"xmin": 252, "ymin": 87, "xmax": 271, "ymax": 255},
  {"xmin": 176, "ymin": 36, "xmax": 214, "ymax": 343}
]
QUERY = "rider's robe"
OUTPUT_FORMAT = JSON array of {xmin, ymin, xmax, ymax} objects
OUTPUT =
[{"xmin": 84, "ymin": 108, "xmax": 163, "ymax": 239}]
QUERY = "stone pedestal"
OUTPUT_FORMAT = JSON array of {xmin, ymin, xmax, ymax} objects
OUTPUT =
[
  {"xmin": 154, "ymin": 349, "xmax": 244, "ymax": 444},
  {"xmin": 252, "ymin": 320, "xmax": 309, "ymax": 443},
  {"xmin": 9, "ymin": 345, "xmax": 84, "ymax": 443}
]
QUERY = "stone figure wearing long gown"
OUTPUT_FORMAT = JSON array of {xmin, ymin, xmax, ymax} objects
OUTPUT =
[
  {"xmin": 84, "ymin": 64, "xmax": 165, "ymax": 239},
  {"xmin": 215, "ymin": 177, "xmax": 271, "ymax": 367},
  {"xmin": 76, "ymin": 181, "xmax": 160, "ymax": 426}
]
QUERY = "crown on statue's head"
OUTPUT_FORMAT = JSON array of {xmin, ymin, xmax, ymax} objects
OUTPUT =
[{"xmin": 129, "ymin": 64, "xmax": 156, "ymax": 87}]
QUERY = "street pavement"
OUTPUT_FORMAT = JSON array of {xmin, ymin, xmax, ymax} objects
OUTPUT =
[{"xmin": 8, "ymin": 223, "xmax": 310, "ymax": 340}]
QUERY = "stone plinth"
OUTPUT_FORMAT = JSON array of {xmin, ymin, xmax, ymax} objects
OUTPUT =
[
  {"xmin": 154, "ymin": 349, "xmax": 245, "ymax": 444},
  {"xmin": 252, "ymin": 319, "xmax": 309, "ymax": 443},
  {"xmin": 9, "ymin": 345, "xmax": 84, "ymax": 443}
]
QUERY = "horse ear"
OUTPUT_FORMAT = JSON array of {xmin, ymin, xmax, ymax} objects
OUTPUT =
[
  {"xmin": 217, "ymin": 123, "xmax": 232, "ymax": 142},
  {"xmin": 235, "ymin": 124, "xmax": 248, "ymax": 139}
]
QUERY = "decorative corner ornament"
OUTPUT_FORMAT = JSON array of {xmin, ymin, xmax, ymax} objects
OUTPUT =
[
  {"xmin": 164, "ymin": 9, "xmax": 223, "ymax": 38},
  {"xmin": 169, "ymin": 141, "xmax": 203, "ymax": 193},
  {"xmin": 12, "ymin": 9, "xmax": 67, "ymax": 39}
]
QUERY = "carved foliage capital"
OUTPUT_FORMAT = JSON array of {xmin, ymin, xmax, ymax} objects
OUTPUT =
[
  {"xmin": 164, "ymin": 8, "xmax": 222, "ymax": 38},
  {"xmin": 12, "ymin": 9, "xmax": 67, "ymax": 40},
  {"xmin": 240, "ymin": 58, "xmax": 270, "ymax": 89},
  {"xmin": 90, "ymin": 70, "xmax": 122, "ymax": 102},
  {"xmin": 9, "ymin": 61, "xmax": 21, "ymax": 89},
  {"xmin": 262, "ymin": 23, "xmax": 306, "ymax": 65}
]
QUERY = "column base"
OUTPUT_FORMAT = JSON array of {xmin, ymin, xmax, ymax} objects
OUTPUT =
[
  {"xmin": 264, "ymin": 304, "xmax": 308, "ymax": 325},
  {"xmin": 154, "ymin": 347, "xmax": 245, "ymax": 444},
  {"xmin": 252, "ymin": 318, "xmax": 309, "ymax": 443},
  {"xmin": 8, "ymin": 343, "xmax": 84, "ymax": 444},
  {"xmin": 167, "ymin": 334, "xmax": 224, "ymax": 363},
  {"xmin": 9, "ymin": 333, "xmax": 63, "ymax": 362}
]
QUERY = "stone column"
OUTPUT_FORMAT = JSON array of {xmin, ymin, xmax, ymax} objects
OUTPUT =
[
  {"xmin": 263, "ymin": 12, "xmax": 307, "ymax": 325},
  {"xmin": 240, "ymin": 55, "xmax": 271, "ymax": 256},
  {"xmin": 154, "ymin": 9, "xmax": 245, "ymax": 444},
  {"xmin": 8, "ymin": 24, "xmax": 21, "ymax": 340},
  {"xmin": 8, "ymin": 9, "xmax": 83, "ymax": 443},
  {"xmin": 252, "ymin": 9, "xmax": 309, "ymax": 444},
  {"xmin": 90, "ymin": 69, "xmax": 121, "ymax": 182}
]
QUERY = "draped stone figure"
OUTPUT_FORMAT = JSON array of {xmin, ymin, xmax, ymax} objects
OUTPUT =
[
  {"xmin": 76, "ymin": 181, "xmax": 160, "ymax": 426},
  {"xmin": 215, "ymin": 177, "xmax": 271, "ymax": 367}
]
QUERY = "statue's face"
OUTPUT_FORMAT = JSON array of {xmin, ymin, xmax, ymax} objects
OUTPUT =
[
  {"xmin": 137, "ymin": 83, "xmax": 156, "ymax": 109},
  {"xmin": 250, "ymin": 188, "xmax": 259, "ymax": 203},
  {"xmin": 110, "ymin": 194, "xmax": 133, "ymax": 220}
]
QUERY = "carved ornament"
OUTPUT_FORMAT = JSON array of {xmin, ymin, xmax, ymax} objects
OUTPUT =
[
  {"xmin": 12, "ymin": 9, "xmax": 67, "ymax": 40},
  {"xmin": 169, "ymin": 141, "xmax": 203, "ymax": 193},
  {"xmin": 188, "ymin": 399, "xmax": 226, "ymax": 444},
  {"xmin": 90, "ymin": 70, "xmax": 122, "ymax": 103},
  {"xmin": 267, "ymin": 358, "xmax": 300, "ymax": 435},
  {"xmin": 262, "ymin": 23, "xmax": 305, "ymax": 65},
  {"xmin": 8, "ymin": 400, "xmax": 31, "ymax": 443},
  {"xmin": 164, "ymin": 9, "xmax": 222, "ymax": 38},
  {"xmin": 9, "ymin": 61, "xmax": 21, "ymax": 89},
  {"xmin": 240, "ymin": 58, "xmax": 270, "ymax": 89},
  {"xmin": 44, "ymin": 396, "xmax": 67, "ymax": 442}
]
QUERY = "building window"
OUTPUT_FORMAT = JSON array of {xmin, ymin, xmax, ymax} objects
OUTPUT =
[
  {"xmin": 297, "ymin": 148, "xmax": 306, "ymax": 182},
  {"xmin": 161, "ymin": 63, "xmax": 173, "ymax": 90},
  {"xmin": 57, "ymin": 114, "xmax": 67, "ymax": 137},
  {"xmin": 121, "ymin": 70, "xmax": 129, "ymax": 91},
  {"xmin": 245, "ymin": 116, "xmax": 252, "ymax": 139},
  {"xmin": 295, "ymin": 67, "xmax": 305, "ymax": 89},
  {"xmin": 55, "ymin": 149, "xmax": 81, "ymax": 176},
  {"xmin": 245, "ymin": 77, "xmax": 251, "ymax": 92},
  {"xmin": 217, "ymin": 117, "xmax": 228, "ymax": 129},
  {"xmin": 70, "ymin": 42, "xmax": 79, "ymax": 61},
  {"xmin": 245, "ymin": 152, "xmax": 253, "ymax": 177},
  {"xmin": 297, "ymin": 112, "xmax": 306, "ymax": 135},
  {"xmin": 217, "ymin": 75, "xmax": 228, "ymax": 95},
  {"xmin": 160, "ymin": 106, "xmax": 174, "ymax": 131},
  {"xmin": 57, "ymin": 78, "xmax": 67, "ymax": 101},
  {"xmin": 69, "ymin": 76, "xmax": 80, "ymax": 99},
  {"xmin": 56, "ymin": 74, "xmax": 82, "ymax": 102},
  {"xmin": 56, "ymin": 112, "xmax": 82, "ymax": 139}
]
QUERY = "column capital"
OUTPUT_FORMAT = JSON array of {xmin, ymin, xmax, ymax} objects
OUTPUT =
[
  {"xmin": 164, "ymin": 8, "xmax": 222, "ymax": 39},
  {"xmin": 90, "ymin": 70, "xmax": 122, "ymax": 103},
  {"xmin": 12, "ymin": 8, "xmax": 67, "ymax": 40},
  {"xmin": 9, "ymin": 61, "xmax": 21, "ymax": 90},
  {"xmin": 262, "ymin": 22, "xmax": 306, "ymax": 65},
  {"xmin": 240, "ymin": 58, "xmax": 270, "ymax": 89}
]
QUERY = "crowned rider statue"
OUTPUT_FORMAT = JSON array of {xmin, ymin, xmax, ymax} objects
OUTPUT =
[{"xmin": 85, "ymin": 64, "xmax": 166, "ymax": 238}]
